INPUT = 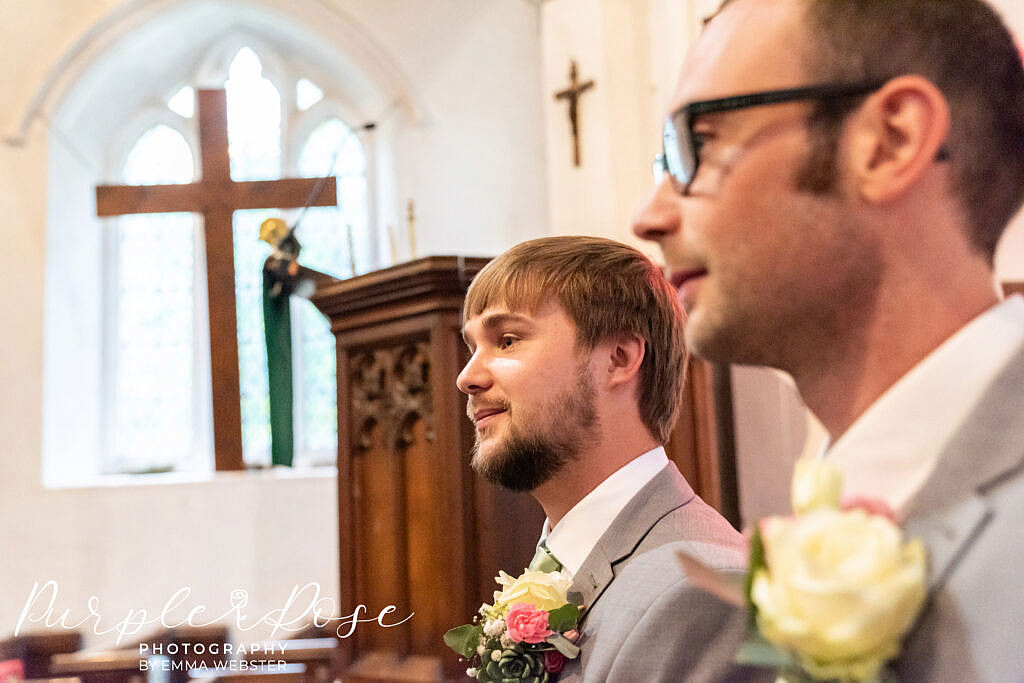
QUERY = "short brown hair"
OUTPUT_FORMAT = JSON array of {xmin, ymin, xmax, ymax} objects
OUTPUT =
[
  {"xmin": 464, "ymin": 236, "xmax": 686, "ymax": 444},
  {"xmin": 798, "ymin": 0, "xmax": 1024, "ymax": 261}
]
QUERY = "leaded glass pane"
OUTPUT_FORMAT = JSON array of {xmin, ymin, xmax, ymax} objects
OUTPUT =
[
  {"xmin": 295, "ymin": 118, "xmax": 369, "ymax": 462},
  {"xmin": 234, "ymin": 209, "xmax": 274, "ymax": 466},
  {"xmin": 112, "ymin": 125, "xmax": 195, "ymax": 472},
  {"xmin": 225, "ymin": 48, "xmax": 282, "ymax": 466},
  {"xmin": 226, "ymin": 47, "xmax": 281, "ymax": 182}
]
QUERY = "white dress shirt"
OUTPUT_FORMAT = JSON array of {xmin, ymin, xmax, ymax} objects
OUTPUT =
[
  {"xmin": 826, "ymin": 295, "xmax": 1024, "ymax": 519},
  {"xmin": 538, "ymin": 446, "xmax": 670, "ymax": 575}
]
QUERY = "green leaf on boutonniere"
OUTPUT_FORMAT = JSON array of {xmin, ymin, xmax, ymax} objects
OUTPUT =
[
  {"xmin": 546, "ymin": 632, "xmax": 581, "ymax": 659},
  {"xmin": 744, "ymin": 523, "xmax": 767, "ymax": 628},
  {"xmin": 443, "ymin": 623, "xmax": 483, "ymax": 658},
  {"xmin": 547, "ymin": 603, "xmax": 580, "ymax": 632},
  {"xmin": 734, "ymin": 630, "xmax": 796, "ymax": 670}
]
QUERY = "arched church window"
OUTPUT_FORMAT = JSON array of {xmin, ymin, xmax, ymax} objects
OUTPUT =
[{"xmin": 103, "ymin": 45, "xmax": 368, "ymax": 474}]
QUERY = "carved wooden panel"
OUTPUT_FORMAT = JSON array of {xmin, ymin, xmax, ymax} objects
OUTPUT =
[{"xmin": 351, "ymin": 342, "xmax": 435, "ymax": 454}]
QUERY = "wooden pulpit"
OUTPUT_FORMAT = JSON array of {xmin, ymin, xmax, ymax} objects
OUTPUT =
[
  {"xmin": 311, "ymin": 257, "xmax": 546, "ymax": 680},
  {"xmin": 311, "ymin": 256, "xmax": 737, "ymax": 681}
]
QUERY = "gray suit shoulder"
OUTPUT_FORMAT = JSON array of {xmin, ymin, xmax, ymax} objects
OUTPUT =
[
  {"xmin": 587, "ymin": 545, "xmax": 771, "ymax": 682},
  {"xmin": 637, "ymin": 492, "xmax": 747, "ymax": 570},
  {"xmin": 899, "ymin": 465, "xmax": 1024, "ymax": 682},
  {"xmin": 569, "ymin": 501, "xmax": 758, "ymax": 682}
]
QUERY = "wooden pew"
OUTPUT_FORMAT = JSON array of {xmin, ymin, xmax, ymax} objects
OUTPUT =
[
  {"xmin": 0, "ymin": 632, "xmax": 82, "ymax": 679},
  {"xmin": 187, "ymin": 663, "xmax": 307, "ymax": 682},
  {"xmin": 47, "ymin": 649, "xmax": 167, "ymax": 682},
  {"xmin": 244, "ymin": 640, "xmax": 338, "ymax": 683},
  {"xmin": 126, "ymin": 626, "xmax": 230, "ymax": 681},
  {"xmin": 43, "ymin": 626, "xmax": 229, "ymax": 683}
]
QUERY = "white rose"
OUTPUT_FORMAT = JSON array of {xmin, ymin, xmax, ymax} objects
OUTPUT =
[
  {"xmin": 791, "ymin": 458, "xmax": 842, "ymax": 514},
  {"xmin": 493, "ymin": 569, "xmax": 572, "ymax": 612},
  {"xmin": 751, "ymin": 508, "xmax": 927, "ymax": 681}
]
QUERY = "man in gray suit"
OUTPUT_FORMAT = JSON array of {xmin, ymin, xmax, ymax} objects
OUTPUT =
[
  {"xmin": 634, "ymin": 0, "xmax": 1024, "ymax": 679},
  {"xmin": 457, "ymin": 236, "xmax": 747, "ymax": 681}
]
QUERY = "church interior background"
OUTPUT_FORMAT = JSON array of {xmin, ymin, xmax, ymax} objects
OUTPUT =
[{"xmin": 2, "ymin": 0, "xmax": 1022, "ymax": 662}]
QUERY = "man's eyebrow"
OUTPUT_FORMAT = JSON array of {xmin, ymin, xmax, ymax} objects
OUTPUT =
[
  {"xmin": 461, "ymin": 311, "xmax": 533, "ymax": 344},
  {"xmin": 480, "ymin": 312, "xmax": 532, "ymax": 329}
]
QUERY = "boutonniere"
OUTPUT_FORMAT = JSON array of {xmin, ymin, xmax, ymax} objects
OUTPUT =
[
  {"xmin": 679, "ymin": 459, "xmax": 928, "ymax": 683},
  {"xmin": 444, "ymin": 568, "xmax": 583, "ymax": 682}
]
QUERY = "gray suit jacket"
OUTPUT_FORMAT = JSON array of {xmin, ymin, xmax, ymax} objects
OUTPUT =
[
  {"xmin": 894, "ymin": 340, "xmax": 1024, "ymax": 681},
  {"xmin": 558, "ymin": 462, "xmax": 751, "ymax": 682}
]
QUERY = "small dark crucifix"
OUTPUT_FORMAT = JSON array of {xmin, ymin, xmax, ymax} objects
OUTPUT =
[
  {"xmin": 96, "ymin": 89, "xmax": 337, "ymax": 471},
  {"xmin": 554, "ymin": 60, "xmax": 595, "ymax": 167}
]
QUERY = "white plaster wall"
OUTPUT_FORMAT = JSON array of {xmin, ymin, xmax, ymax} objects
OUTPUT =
[
  {"xmin": 541, "ymin": 0, "xmax": 617, "ymax": 240},
  {"xmin": 340, "ymin": 0, "xmax": 549, "ymax": 260},
  {"xmin": 0, "ymin": 0, "xmax": 546, "ymax": 647},
  {"xmin": 539, "ymin": 0, "xmax": 663, "ymax": 250}
]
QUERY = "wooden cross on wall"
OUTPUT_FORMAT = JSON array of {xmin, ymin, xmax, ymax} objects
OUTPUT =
[
  {"xmin": 554, "ymin": 60, "xmax": 595, "ymax": 167},
  {"xmin": 96, "ymin": 89, "xmax": 337, "ymax": 471}
]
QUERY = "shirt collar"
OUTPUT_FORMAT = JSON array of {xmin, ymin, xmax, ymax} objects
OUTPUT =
[
  {"xmin": 826, "ymin": 295, "xmax": 1024, "ymax": 518},
  {"xmin": 538, "ymin": 446, "xmax": 669, "ymax": 575}
]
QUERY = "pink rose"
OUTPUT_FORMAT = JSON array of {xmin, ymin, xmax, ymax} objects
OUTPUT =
[
  {"xmin": 543, "ymin": 650, "xmax": 566, "ymax": 673},
  {"xmin": 505, "ymin": 603, "xmax": 553, "ymax": 644},
  {"xmin": 842, "ymin": 496, "xmax": 896, "ymax": 521}
]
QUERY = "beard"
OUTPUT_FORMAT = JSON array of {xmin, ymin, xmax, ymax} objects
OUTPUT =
[{"xmin": 470, "ymin": 365, "xmax": 598, "ymax": 492}]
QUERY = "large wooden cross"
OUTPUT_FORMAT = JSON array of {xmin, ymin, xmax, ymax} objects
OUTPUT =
[{"xmin": 96, "ymin": 89, "xmax": 337, "ymax": 471}]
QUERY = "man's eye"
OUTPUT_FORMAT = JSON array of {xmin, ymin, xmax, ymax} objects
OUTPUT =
[
  {"xmin": 498, "ymin": 335, "xmax": 518, "ymax": 349},
  {"xmin": 693, "ymin": 133, "xmax": 710, "ymax": 160}
]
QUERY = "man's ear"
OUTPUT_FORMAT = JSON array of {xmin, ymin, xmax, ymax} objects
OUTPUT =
[
  {"xmin": 604, "ymin": 333, "xmax": 646, "ymax": 389},
  {"xmin": 846, "ymin": 75, "xmax": 950, "ymax": 203}
]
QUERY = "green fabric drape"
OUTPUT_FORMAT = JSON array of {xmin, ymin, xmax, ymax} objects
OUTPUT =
[{"xmin": 262, "ymin": 268, "xmax": 294, "ymax": 467}]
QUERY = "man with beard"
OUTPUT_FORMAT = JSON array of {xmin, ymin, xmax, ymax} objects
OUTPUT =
[
  {"xmin": 457, "ymin": 235, "xmax": 746, "ymax": 681},
  {"xmin": 634, "ymin": 0, "xmax": 1024, "ymax": 678}
]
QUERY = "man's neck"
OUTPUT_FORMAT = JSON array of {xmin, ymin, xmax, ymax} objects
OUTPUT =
[
  {"xmin": 792, "ymin": 279, "xmax": 999, "ymax": 440},
  {"xmin": 531, "ymin": 435, "xmax": 659, "ymax": 528}
]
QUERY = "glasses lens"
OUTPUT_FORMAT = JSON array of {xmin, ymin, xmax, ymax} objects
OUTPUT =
[
  {"xmin": 662, "ymin": 116, "xmax": 692, "ymax": 193},
  {"xmin": 652, "ymin": 153, "xmax": 667, "ymax": 184}
]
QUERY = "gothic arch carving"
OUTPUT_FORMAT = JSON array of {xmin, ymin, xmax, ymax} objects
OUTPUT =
[{"xmin": 350, "ymin": 340, "xmax": 435, "ymax": 454}]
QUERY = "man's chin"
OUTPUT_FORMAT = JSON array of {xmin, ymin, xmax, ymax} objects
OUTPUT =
[
  {"xmin": 470, "ymin": 441, "xmax": 564, "ymax": 493},
  {"xmin": 683, "ymin": 313, "xmax": 733, "ymax": 364}
]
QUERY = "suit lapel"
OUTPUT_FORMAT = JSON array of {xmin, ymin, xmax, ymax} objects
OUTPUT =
[
  {"xmin": 904, "ymin": 495, "xmax": 992, "ymax": 593},
  {"xmin": 567, "ymin": 463, "xmax": 694, "ymax": 611}
]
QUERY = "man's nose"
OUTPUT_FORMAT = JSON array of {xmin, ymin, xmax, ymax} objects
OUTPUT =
[
  {"xmin": 456, "ymin": 352, "xmax": 491, "ymax": 395},
  {"xmin": 632, "ymin": 177, "xmax": 683, "ymax": 242}
]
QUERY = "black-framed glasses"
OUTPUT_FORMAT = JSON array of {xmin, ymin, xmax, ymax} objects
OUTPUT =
[{"xmin": 660, "ymin": 81, "xmax": 887, "ymax": 195}]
